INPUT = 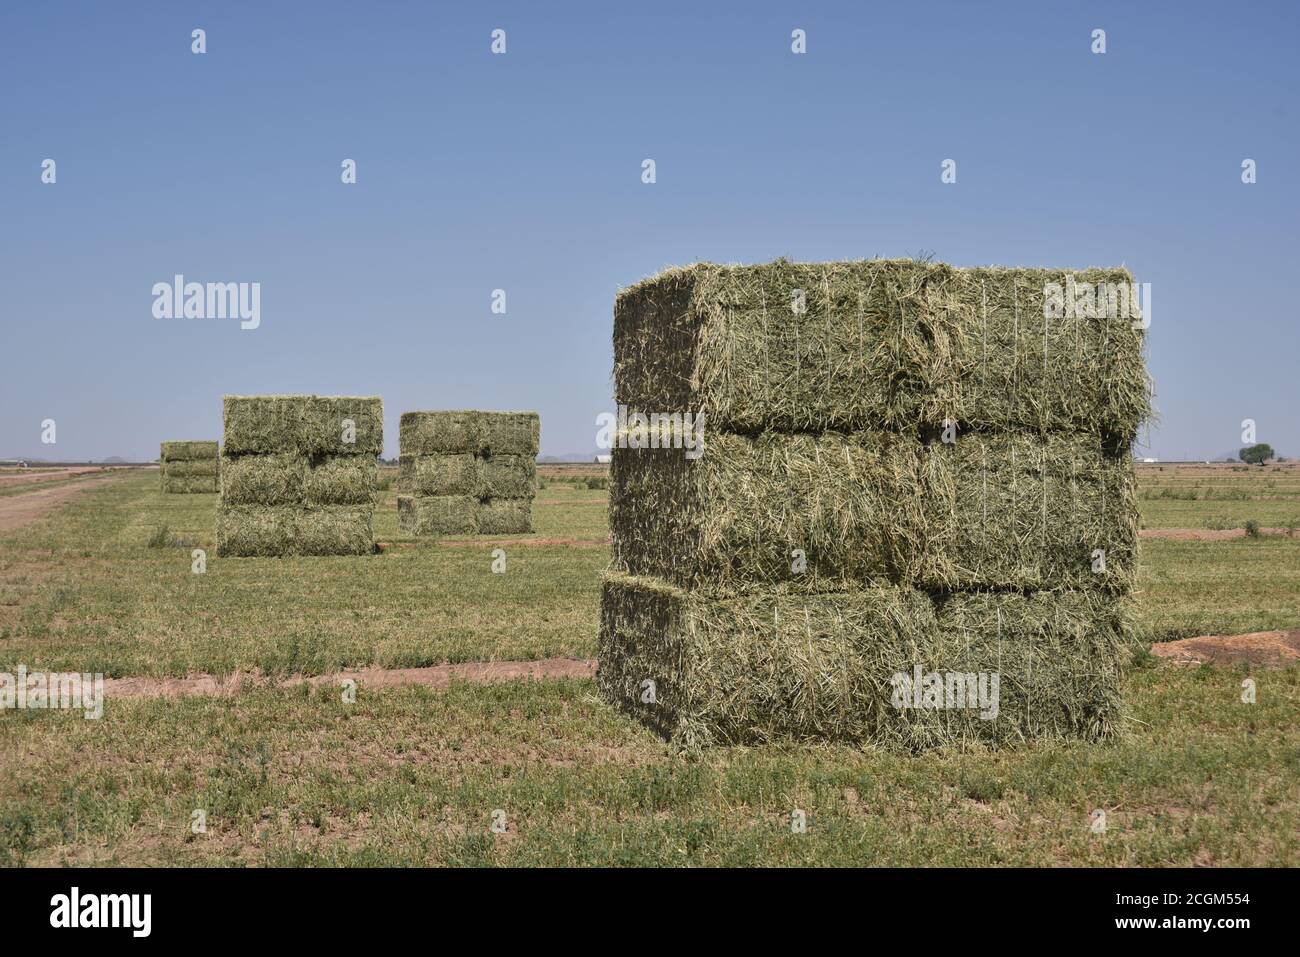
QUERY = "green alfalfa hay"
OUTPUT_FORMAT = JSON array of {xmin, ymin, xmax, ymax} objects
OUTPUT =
[
  {"xmin": 608, "ymin": 427, "xmax": 1134, "ymax": 594},
  {"xmin": 304, "ymin": 454, "xmax": 377, "ymax": 506},
  {"xmin": 478, "ymin": 454, "xmax": 536, "ymax": 499},
  {"xmin": 223, "ymin": 395, "xmax": 383, "ymax": 455},
  {"xmin": 478, "ymin": 413, "xmax": 540, "ymax": 456},
  {"xmin": 596, "ymin": 574, "xmax": 938, "ymax": 748},
  {"xmin": 161, "ymin": 475, "xmax": 219, "ymax": 494},
  {"xmin": 614, "ymin": 259, "xmax": 952, "ymax": 434},
  {"xmin": 596, "ymin": 574, "xmax": 1130, "ymax": 751},
  {"xmin": 220, "ymin": 453, "xmax": 305, "ymax": 506},
  {"xmin": 216, "ymin": 506, "xmax": 373, "ymax": 556},
  {"xmin": 934, "ymin": 267, "xmax": 1152, "ymax": 440},
  {"xmin": 400, "ymin": 411, "xmax": 539, "ymax": 456},
  {"xmin": 609, "ymin": 429, "xmax": 923, "ymax": 594},
  {"xmin": 613, "ymin": 259, "xmax": 1151, "ymax": 440},
  {"xmin": 400, "ymin": 453, "xmax": 480, "ymax": 495},
  {"xmin": 397, "ymin": 494, "xmax": 478, "ymax": 536},
  {"xmin": 293, "ymin": 507, "xmax": 375, "ymax": 555},
  {"xmin": 305, "ymin": 396, "xmax": 384, "ymax": 457},
  {"xmin": 160, "ymin": 441, "xmax": 218, "ymax": 461},
  {"xmin": 160, "ymin": 458, "xmax": 219, "ymax": 478},
  {"xmin": 926, "ymin": 589, "xmax": 1131, "ymax": 748},
  {"xmin": 915, "ymin": 432, "xmax": 1138, "ymax": 593},
  {"xmin": 222, "ymin": 395, "xmax": 313, "ymax": 454},
  {"xmin": 477, "ymin": 497, "xmax": 532, "ymax": 534}
]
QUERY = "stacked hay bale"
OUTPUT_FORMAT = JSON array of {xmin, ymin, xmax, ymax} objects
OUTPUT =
[
  {"xmin": 396, "ymin": 411, "xmax": 539, "ymax": 535},
  {"xmin": 599, "ymin": 259, "xmax": 1149, "ymax": 750},
  {"xmin": 216, "ymin": 395, "xmax": 382, "ymax": 556},
  {"xmin": 159, "ymin": 441, "xmax": 219, "ymax": 493}
]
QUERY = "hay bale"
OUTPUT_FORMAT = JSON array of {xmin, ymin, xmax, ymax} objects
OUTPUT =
[
  {"xmin": 916, "ymin": 433, "xmax": 1138, "ymax": 592},
  {"xmin": 216, "ymin": 506, "xmax": 373, "ymax": 556},
  {"xmin": 941, "ymin": 268, "xmax": 1151, "ymax": 440},
  {"xmin": 162, "ymin": 459, "xmax": 219, "ymax": 478},
  {"xmin": 610, "ymin": 430, "xmax": 922, "ymax": 593},
  {"xmin": 479, "ymin": 413, "xmax": 540, "ymax": 456},
  {"xmin": 399, "ymin": 411, "xmax": 481, "ymax": 455},
  {"xmin": 216, "ymin": 506, "xmax": 296, "ymax": 556},
  {"xmin": 222, "ymin": 395, "xmax": 313, "ymax": 454},
  {"xmin": 400, "ymin": 411, "xmax": 539, "ymax": 456},
  {"xmin": 162, "ymin": 475, "xmax": 218, "ymax": 494},
  {"xmin": 304, "ymin": 454, "xmax": 377, "ymax": 506},
  {"xmin": 303, "ymin": 396, "xmax": 384, "ymax": 456},
  {"xmin": 160, "ymin": 441, "xmax": 218, "ymax": 461},
  {"xmin": 597, "ymin": 574, "xmax": 1128, "ymax": 749},
  {"xmin": 400, "ymin": 453, "xmax": 480, "ymax": 496},
  {"xmin": 614, "ymin": 259, "xmax": 960, "ymax": 434},
  {"xmin": 478, "ymin": 454, "xmax": 536, "ymax": 499},
  {"xmin": 293, "ymin": 507, "xmax": 375, "ymax": 556},
  {"xmin": 478, "ymin": 498, "xmax": 532, "ymax": 534},
  {"xmin": 926, "ymin": 589, "xmax": 1130, "ymax": 748},
  {"xmin": 614, "ymin": 259, "xmax": 1149, "ymax": 438},
  {"xmin": 219, "ymin": 453, "xmax": 305, "ymax": 506},
  {"xmin": 222, "ymin": 395, "xmax": 382, "ymax": 455},
  {"xmin": 596, "ymin": 573, "xmax": 938, "ymax": 747},
  {"xmin": 160, "ymin": 440, "xmax": 221, "ymax": 493},
  {"xmin": 397, "ymin": 495, "xmax": 477, "ymax": 535}
]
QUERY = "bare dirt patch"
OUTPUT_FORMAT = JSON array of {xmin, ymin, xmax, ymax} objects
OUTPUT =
[
  {"xmin": 1139, "ymin": 527, "xmax": 1292, "ymax": 540},
  {"xmin": 1152, "ymin": 629, "xmax": 1300, "ymax": 667},
  {"xmin": 0, "ymin": 473, "xmax": 125, "ymax": 532},
  {"xmin": 102, "ymin": 657, "xmax": 598, "ymax": 700},
  {"xmin": 0, "ymin": 466, "xmax": 119, "ymax": 489},
  {"xmin": 377, "ymin": 537, "xmax": 609, "ymax": 551}
]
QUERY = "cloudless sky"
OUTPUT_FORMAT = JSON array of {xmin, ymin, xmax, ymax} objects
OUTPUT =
[{"xmin": 2, "ymin": 0, "xmax": 1296, "ymax": 460}]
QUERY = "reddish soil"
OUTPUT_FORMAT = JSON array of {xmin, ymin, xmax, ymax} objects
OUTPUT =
[
  {"xmin": 1151, "ymin": 629, "xmax": 1300, "ymax": 667},
  {"xmin": 102, "ymin": 657, "xmax": 598, "ymax": 700}
]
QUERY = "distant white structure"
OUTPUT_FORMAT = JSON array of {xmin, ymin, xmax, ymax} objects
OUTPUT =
[
  {"xmin": 1142, "ymin": 457, "xmax": 1158, "ymax": 463},
  {"xmin": 595, "ymin": 454, "xmax": 612, "ymax": 464}
]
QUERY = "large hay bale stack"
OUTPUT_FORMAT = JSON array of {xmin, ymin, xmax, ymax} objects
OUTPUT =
[
  {"xmin": 599, "ymin": 258, "xmax": 1148, "ymax": 750},
  {"xmin": 216, "ymin": 395, "xmax": 381, "ymax": 556},
  {"xmin": 159, "ymin": 440, "xmax": 219, "ymax": 493},
  {"xmin": 396, "ymin": 411, "xmax": 539, "ymax": 536}
]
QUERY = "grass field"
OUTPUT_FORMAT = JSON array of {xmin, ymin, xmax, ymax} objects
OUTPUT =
[{"xmin": 0, "ymin": 464, "xmax": 1296, "ymax": 866}]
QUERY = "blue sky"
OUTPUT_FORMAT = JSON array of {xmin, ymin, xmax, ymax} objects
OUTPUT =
[{"xmin": 2, "ymin": 0, "xmax": 1296, "ymax": 461}]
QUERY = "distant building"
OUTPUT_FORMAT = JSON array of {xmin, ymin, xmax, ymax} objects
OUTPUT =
[
  {"xmin": 595, "ymin": 454, "xmax": 611, "ymax": 464},
  {"xmin": 1142, "ymin": 457, "xmax": 1158, "ymax": 463}
]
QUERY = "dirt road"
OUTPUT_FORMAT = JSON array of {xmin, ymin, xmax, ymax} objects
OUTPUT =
[
  {"xmin": 101, "ymin": 658, "xmax": 599, "ymax": 699},
  {"xmin": 0, "ymin": 472, "xmax": 125, "ymax": 533}
]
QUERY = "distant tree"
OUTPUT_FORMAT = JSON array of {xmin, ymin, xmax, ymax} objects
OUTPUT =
[{"xmin": 1239, "ymin": 443, "xmax": 1275, "ymax": 465}]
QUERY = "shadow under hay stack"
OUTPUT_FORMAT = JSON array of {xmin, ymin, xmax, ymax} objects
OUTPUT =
[
  {"xmin": 599, "ymin": 258, "xmax": 1150, "ymax": 750},
  {"xmin": 215, "ymin": 395, "xmax": 382, "ymax": 556},
  {"xmin": 159, "ymin": 441, "xmax": 219, "ymax": 494},
  {"xmin": 397, "ymin": 411, "xmax": 539, "ymax": 536}
]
